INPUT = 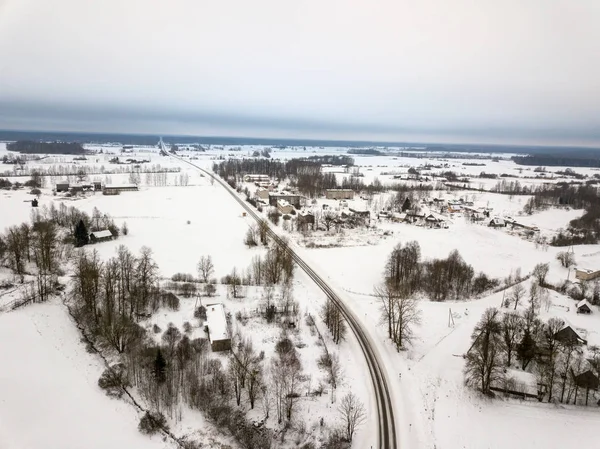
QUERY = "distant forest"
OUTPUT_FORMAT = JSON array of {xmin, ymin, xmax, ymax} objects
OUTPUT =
[
  {"xmin": 513, "ymin": 155, "xmax": 600, "ymax": 168},
  {"xmin": 7, "ymin": 140, "xmax": 86, "ymax": 155}
]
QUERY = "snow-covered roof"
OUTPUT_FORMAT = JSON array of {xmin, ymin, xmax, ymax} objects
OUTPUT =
[
  {"xmin": 577, "ymin": 299, "xmax": 591, "ymax": 309},
  {"xmin": 90, "ymin": 230, "xmax": 113, "ymax": 239},
  {"xmin": 104, "ymin": 184, "xmax": 138, "ymax": 189},
  {"xmin": 205, "ymin": 303, "xmax": 229, "ymax": 343}
]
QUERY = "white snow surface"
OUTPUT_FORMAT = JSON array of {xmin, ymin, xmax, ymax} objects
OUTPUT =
[{"xmin": 0, "ymin": 301, "xmax": 172, "ymax": 449}]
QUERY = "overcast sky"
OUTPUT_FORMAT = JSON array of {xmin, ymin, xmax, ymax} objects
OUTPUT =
[{"xmin": 1, "ymin": 0, "xmax": 599, "ymax": 146}]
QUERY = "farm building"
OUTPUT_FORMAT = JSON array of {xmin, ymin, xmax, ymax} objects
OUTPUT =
[
  {"xmin": 103, "ymin": 184, "xmax": 139, "ymax": 195},
  {"xmin": 205, "ymin": 303, "xmax": 231, "ymax": 352},
  {"xmin": 244, "ymin": 174, "xmax": 270, "ymax": 183},
  {"xmin": 269, "ymin": 193, "xmax": 303, "ymax": 208},
  {"xmin": 325, "ymin": 189, "xmax": 354, "ymax": 200},
  {"xmin": 575, "ymin": 268, "xmax": 600, "ymax": 281},
  {"xmin": 89, "ymin": 230, "xmax": 113, "ymax": 243},
  {"xmin": 577, "ymin": 299, "xmax": 592, "ymax": 314},
  {"xmin": 553, "ymin": 325, "xmax": 587, "ymax": 345},
  {"xmin": 56, "ymin": 182, "xmax": 70, "ymax": 192},
  {"xmin": 277, "ymin": 199, "xmax": 294, "ymax": 215}
]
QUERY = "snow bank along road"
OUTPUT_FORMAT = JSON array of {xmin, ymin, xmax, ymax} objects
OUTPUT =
[{"xmin": 167, "ymin": 148, "xmax": 398, "ymax": 449}]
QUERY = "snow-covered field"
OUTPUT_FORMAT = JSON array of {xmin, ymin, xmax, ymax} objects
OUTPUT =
[
  {"xmin": 0, "ymin": 301, "xmax": 172, "ymax": 449},
  {"xmin": 2, "ymin": 141, "xmax": 600, "ymax": 449}
]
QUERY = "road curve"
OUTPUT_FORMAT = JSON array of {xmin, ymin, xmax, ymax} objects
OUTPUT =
[{"xmin": 167, "ymin": 147, "xmax": 398, "ymax": 449}]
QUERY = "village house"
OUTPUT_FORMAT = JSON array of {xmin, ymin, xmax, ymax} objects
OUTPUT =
[
  {"xmin": 575, "ymin": 268, "xmax": 600, "ymax": 281},
  {"xmin": 89, "ymin": 230, "xmax": 114, "ymax": 243},
  {"xmin": 277, "ymin": 199, "xmax": 294, "ymax": 215},
  {"xmin": 325, "ymin": 189, "xmax": 354, "ymax": 200},
  {"xmin": 405, "ymin": 212, "xmax": 425, "ymax": 224},
  {"xmin": 576, "ymin": 299, "xmax": 593, "ymax": 314},
  {"xmin": 205, "ymin": 303, "xmax": 231, "ymax": 352},
  {"xmin": 553, "ymin": 325, "xmax": 587, "ymax": 345},
  {"xmin": 243, "ymin": 174, "xmax": 270, "ymax": 183},
  {"xmin": 391, "ymin": 212, "xmax": 407, "ymax": 223},
  {"xmin": 269, "ymin": 193, "xmax": 303, "ymax": 208},
  {"xmin": 425, "ymin": 213, "xmax": 447, "ymax": 228}
]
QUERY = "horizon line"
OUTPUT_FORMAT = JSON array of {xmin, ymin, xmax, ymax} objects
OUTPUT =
[{"xmin": 1, "ymin": 128, "xmax": 600, "ymax": 152}]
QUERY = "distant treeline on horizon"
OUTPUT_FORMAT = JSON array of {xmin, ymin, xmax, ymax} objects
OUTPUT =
[
  {"xmin": 6, "ymin": 140, "xmax": 86, "ymax": 155},
  {"xmin": 1, "ymin": 130, "xmax": 600, "ymax": 159}
]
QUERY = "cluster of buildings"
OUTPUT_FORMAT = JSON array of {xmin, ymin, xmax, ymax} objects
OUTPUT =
[{"xmin": 55, "ymin": 181, "xmax": 139, "ymax": 195}]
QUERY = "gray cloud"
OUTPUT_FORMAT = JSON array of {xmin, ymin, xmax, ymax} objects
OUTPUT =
[{"xmin": 1, "ymin": 0, "xmax": 599, "ymax": 146}]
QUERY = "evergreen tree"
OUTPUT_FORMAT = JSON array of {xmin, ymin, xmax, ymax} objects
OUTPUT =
[
  {"xmin": 153, "ymin": 348, "xmax": 167, "ymax": 385},
  {"xmin": 402, "ymin": 197, "xmax": 412, "ymax": 212},
  {"xmin": 74, "ymin": 219, "xmax": 89, "ymax": 247}
]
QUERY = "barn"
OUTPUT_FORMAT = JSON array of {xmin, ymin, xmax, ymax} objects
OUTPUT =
[{"xmin": 89, "ymin": 230, "xmax": 114, "ymax": 243}]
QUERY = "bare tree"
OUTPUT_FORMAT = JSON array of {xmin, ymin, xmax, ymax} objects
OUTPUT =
[
  {"xmin": 318, "ymin": 350, "xmax": 343, "ymax": 391},
  {"xmin": 374, "ymin": 283, "xmax": 421, "ymax": 350},
  {"xmin": 322, "ymin": 210, "xmax": 337, "ymax": 232},
  {"xmin": 321, "ymin": 298, "xmax": 347, "ymax": 345},
  {"xmin": 257, "ymin": 219, "xmax": 269, "ymax": 246},
  {"xmin": 4, "ymin": 225, "xmax": 27, "ymax": 281},
  {"xmin": 338, "ymin": 392, "xmax": 367, "ymax": 442},
  {"xmin": 197, "ymin": 255, "xmax": 214, "ymax": 283},
  {"xmin": 540, "ymin": 317, "xmax": 565, "ymax": 401},
  {"xmin": 529, "ymin": 281, "xmax": 540, "ymax": 314},
  {"xmin": 510, "ymin": 283, "xmax": 526, "ymax": 310},
  {"xmin": 226, "ymin": 267, "xmax": 242, "ymax": 299},
  {"xmin": 532, "ymin": 263, "xmax": 550, "ymax": 287},
  {"xmin": 501, "ymin": 312, "xmax": 522, "ymax": 367},
  {"xmin": 556, "ymin": 251, "xmax": 575, "ymax": 268},
  {"xmin": 464, "ymin": 308, "xmax": 504, "ymax": 393},
  {"xmin": 271, "ymin": 337, "xmax": 303, "ymax": 423}
]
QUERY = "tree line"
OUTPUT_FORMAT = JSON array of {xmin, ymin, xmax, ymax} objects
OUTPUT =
[{"xmin": 7, "ymin": 140, "xmax": 86, "ymax": 154}]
